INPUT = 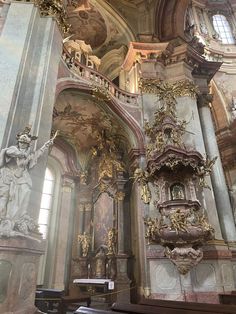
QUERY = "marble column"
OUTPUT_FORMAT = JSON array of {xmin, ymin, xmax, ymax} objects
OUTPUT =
[
  {"xmin": 132, "ymin": 179, "xmax": 151, "ymax": 298},
  {"xmin": 0, "ymin": 2, "xmax": 63, "ymax": 313},
  {"xmin": 0, "ymin": 2, "xmax": 62, "ymax": 221},
  {"xmin": 52, "ymin": 177, "xmax": 75, "ymax": 290},
  {"xmin": 198, "ymin": 93, "xmax": 236, "ymax": 242}
]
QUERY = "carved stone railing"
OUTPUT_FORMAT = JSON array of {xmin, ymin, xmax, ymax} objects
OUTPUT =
[{"xmin": 62, "ymin": 47, "xmax": 139, "ymax": 105}]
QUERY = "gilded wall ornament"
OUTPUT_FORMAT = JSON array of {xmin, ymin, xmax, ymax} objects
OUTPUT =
[
  {"xmin": 91, "ymin": 85, "xmax": 111, "ymax": 102},
  {"xmin": 144, "ymin": 107, "xmax": 187, "ymax": 157},
  {"xmin": 133, "ymin": 168, "xmax": 151, "ymax": 204},
  {"xmin": 106, "ymin": 228, "xmax": 117, "ymax": 255},
  {"xmin": 115, "ymin": 191, "xmax": 125, "ymax": 201},
  {"xmin": 35, "ymin": 0, "xmax": 70, "ymax": 34},
  {"xmin": 139, "ymin": 79, "xmax": 198, "ymax": 101}
]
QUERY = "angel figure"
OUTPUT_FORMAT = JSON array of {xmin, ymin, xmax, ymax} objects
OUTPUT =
[
  {"xmin": 197, "ymin": 156, "xmax": 217, "ymax": 189},
  {"xmin": 0, "ymin": 127, "xmax": 57, "ymax": 221}
]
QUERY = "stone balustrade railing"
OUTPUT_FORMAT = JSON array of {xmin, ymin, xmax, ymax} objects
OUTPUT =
[{"xmin": 62, "ymin": 47, "xmax": 139, "ymax": 105}]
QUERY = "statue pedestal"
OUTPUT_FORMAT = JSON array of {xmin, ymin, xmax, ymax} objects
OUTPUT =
[{"xmin": 0, "ymin": 236, "xmax": 44, "ymax": 314}]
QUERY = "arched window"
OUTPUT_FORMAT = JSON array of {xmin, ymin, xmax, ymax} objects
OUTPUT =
[
  {"xmin": 212, "ymin": 14, "xmax": 235, "ymax": 44},
  {"xmin": 38, "ymin": 167, "xmax": 55, "ymax": 239}
]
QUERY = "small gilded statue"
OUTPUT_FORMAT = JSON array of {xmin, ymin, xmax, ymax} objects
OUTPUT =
[
  {"xmin": 78, "ymin": 232, "xmax": 91, "ymax": 257},
  {"xmin": 133, "ymin": 168, "xmax": 151, "ymax": 204},
  {"xmin": 106, "ymin": 228, "xmax": 117, "ymax": 255}
]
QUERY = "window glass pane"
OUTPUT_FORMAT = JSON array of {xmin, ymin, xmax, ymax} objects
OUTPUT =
[
  {"xmin": 39, "ymin": 225, "xmax": 48, "ymax": 240},
  {"xmin": 38, "ymin": 209, "xmax": 50, "ymax": 225},
  {"xmin": 38, "ymin": 167, "xmax": 55, "ymax": 240},
  {"xmin": 40, "ymin": 194, "xmax": 52, "ymax": 209},
  {"xmin": 213, "ymin": 14, "xmax": 235, "ymax": 44},
  {"xmin": 43, "ymin": 180, "xmax": 54, "ymax": 194},
  {"xmin": 45, "ymin": 168, "xmax": 54, "ymax": 181}
]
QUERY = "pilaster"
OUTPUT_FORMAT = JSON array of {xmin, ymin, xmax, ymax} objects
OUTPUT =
[
  {"xmin": 52, "ymin": 176, "xmax": 75, "ymax": 290},
  {"xmin": 0, "ymin": 2, "xmax": 64, "ymax": 312}
]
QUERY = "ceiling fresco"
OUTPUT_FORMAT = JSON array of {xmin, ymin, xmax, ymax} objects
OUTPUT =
[
  {"xmin": 67, "ymin": 3, "xmax": 107, "ymax": 49},
  {"xmin": 66, "ymin": 0, "xmax": 133, "ymax": 58},
  {"xmin": 53, "ymin": 90, "xmax": 130, "ymax": 155}
]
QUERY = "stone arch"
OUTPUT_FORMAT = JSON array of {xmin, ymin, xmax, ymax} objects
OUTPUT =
[
  {"xmin": 155, "ymin": 0, "xmax": 190, "ymax": 41},
  {"xmin": 55, "ymin": 80, "xmax": 145, "ymax": 152},
  {"xmin": 211, "ymin": 79, "xmax": 230, "ymax": 131},
  {"xmin": 99, "ymin": 46, "xmax": 128, "ymax": 80}
]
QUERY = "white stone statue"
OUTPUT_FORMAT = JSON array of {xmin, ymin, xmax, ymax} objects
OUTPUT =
[{"xmin": 0, "ymin": 126, "xmax": 57, "ymax": 237}]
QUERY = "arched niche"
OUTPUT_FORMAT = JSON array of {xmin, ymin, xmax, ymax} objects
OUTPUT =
[{"xmin": 51, "ymin": 87, "xmax": 142, "ymax": 285}]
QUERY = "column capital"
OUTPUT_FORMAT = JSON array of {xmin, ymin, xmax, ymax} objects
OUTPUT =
[
  {"xmin": 139, "ymin": 78, "xmax": 198, "ymax": 99},
  {"xmin": 197, "ymin": 92, "xmax": 213, "ymax": 108},
  {"xmin": 61, "ymin": 175, "xmax": 75, "ymax": 191}
]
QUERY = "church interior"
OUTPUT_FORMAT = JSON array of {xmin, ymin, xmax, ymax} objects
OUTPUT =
[{"xmin": 1, "ymin": 0, "xmax": 236, "ymax": 313}]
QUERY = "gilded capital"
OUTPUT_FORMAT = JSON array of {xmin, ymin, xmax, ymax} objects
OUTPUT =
[
  {"xmin": 34, "ymin": 0, "xmax": 70, "ymax": 34},
  {"xmin": 115, "ymin": 191, "xmax": 125, "ymax": 201},
  {"xmin": 139, "ymin": 79, "xmax": 198, "ymax": 100}
]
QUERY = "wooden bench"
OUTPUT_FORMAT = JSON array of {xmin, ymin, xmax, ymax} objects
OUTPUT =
[{"xmin": 111, "ymin": 301, "xmax": 236, "ymax": 314}]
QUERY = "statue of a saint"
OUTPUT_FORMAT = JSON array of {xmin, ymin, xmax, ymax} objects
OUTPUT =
[
  {"xmin": 94, "ymin": 245, "xmax": 107, "ymax": 278},
  {"xmin": 78, "ymin": 232, "xmax": 91, "ymax": 257},
  {"xmin": 0, "ymin": 126, "xmax": 56, "ymax": 235}
]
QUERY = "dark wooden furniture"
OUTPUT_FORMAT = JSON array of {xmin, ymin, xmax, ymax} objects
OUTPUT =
[
  {"xmin": 111, "ymin": 301, "xmax": 236, "ymax": 314},
  {"xmin": 74, "ymin": 300, "xmax": 236, "ymax": 314},
  {"xmin": 35, "ymin": 288, "xmax": 64, "ymax": 313},
  {"xmin": 219, "ymin": 293, "xmax": 236, "ymax": 305},
  {"xmin": 35, "ymin": 288, "xmax": 91, "ymax": 314},
  {"xmin": 140, "ymin": 297, "xmax": 236, "ymax": 313},
  {"xmin": 61, "ymin": 295, "xmax": 91, "ymax": 313}
]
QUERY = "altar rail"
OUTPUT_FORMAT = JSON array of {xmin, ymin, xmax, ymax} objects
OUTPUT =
[{"xmin": 62, "ymin": 47, "xmax": 139, "ymax": 106}]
